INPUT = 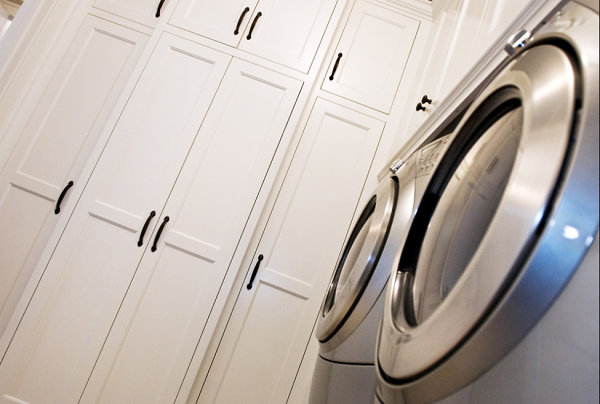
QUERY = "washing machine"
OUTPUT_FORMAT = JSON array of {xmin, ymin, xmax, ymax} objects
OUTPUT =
[
  {"xmin": 308, "ymin": 110, "xmax": 461, "ymax": 403},
  {"xmin": 375, "ymin": 1, "xmax": 598, "ymax": 403}
]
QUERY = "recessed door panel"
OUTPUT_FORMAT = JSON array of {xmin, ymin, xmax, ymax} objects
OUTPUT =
[
  {"xmin": 322, "ymin": 0, "xmax": 419, "ymax": 112},
  {"xmin": 80, "ymin": 59, "xmax": 301, "ymax": 403},
  {"xmin": 200, "ymin": 98, "xmax": 384, "ymax": 403},
  {"xmin": 239, "ymin": 0, "xmax": 337, "ymax": 72},
  {"xmin": 170, "ymin": 0, "xmax": 259, "ymax": 47},
  {"xmin": 0, "ymin": 15, "xmax": 148, "ymax": 334},
  {"xmin": 94, "ymin": 0, "xmax": 161, "ymax": 27},
  {"xmin": 0, "ymin": 34, "xmax": 229, "ymax": 404}
]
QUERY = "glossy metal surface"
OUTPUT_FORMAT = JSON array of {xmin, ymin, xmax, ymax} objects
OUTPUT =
[{"xmin": 376, "ymin": 3, "xmax": 598, "ymax": 402}]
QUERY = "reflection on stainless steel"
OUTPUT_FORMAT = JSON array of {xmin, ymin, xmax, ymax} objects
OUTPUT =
[{"xmin": 413, "ymin": 108, "xmax": 523, "ymax": 324}]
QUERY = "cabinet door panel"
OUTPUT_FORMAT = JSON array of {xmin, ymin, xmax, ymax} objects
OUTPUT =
[
  {"xmin": 94, "ymin": 0, "xmax": 161, "ymax": 27},
  {"xmin": 322, "ymin": 0, "xmax": 419, "ymax": 113},
  {"xmin": 200, "ymin": 99, "xmax": 384, "ymax": 403},
  {"xmin": 80, "ymin": 59, "xmax": 301, "ymax": 403},
  {"xmin": 0, "ymin": 15, "xmax": 148, "ymax": 334},
  {"xmin": 239, "ymin": 0, "xmax": 337, "ymax": 72},
  {"xmin": 170, "ymin": 0, "xmax": 259, "ymax": 47},
  {"xmin": 0, "ymin": 35, "xmax": 229, "ymax": 404}
]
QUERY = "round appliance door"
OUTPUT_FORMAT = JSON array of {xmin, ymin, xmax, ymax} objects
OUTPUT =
[
  {"xmin": 377, "ymin": 38, "xmax": 598, "ymax": 403},
  {"xmin": 316, "ymin": 176, "xmax": 397, "ymax": 344}
]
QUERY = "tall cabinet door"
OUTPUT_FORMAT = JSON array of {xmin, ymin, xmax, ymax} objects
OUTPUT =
[
  {"xmin": 80, "ymin": 59, "xmax": 302, "ymax": 404},
  {"xmin": 0, "ymin": 34, "xmax": 230, "ymax": 404},
  {"xmin": 0, "ymin": 15, "xmax": 148, "ymax": 334},
  {"xmin": 238, "ymin": 0, "xmax": 338, "ymax": 72},
  {"xmin": 170, "ymin": 0, "xmax": 259, "ymax": 47},
  {"xmin": 199, "ymin": 98, "xmax": 384, "ymax": 404}
]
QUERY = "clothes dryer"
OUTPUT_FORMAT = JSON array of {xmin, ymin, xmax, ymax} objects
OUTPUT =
[
  {"xmin": 375, "ymin": 1, "xmax": 598, "ymax": 403},
  {"xmin": 309, "ymin": 126, "xmax": 456, "ymax": 404}
]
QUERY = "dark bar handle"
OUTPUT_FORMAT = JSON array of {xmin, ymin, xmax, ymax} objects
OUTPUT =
[
  {"xmin": 246, "ymin": 12, "xmax": 262, "ymax": 40},
  {"xmin": 246, "ymin": 254, "xmax": 264, "ymax": 290},
  {"xmin": 329, "ymin": 53, "xmax": 342, "ymax": 81},
  {"xmin": 155, "ymin": 0, "xmax": 165, "ymax": 18},
  {"xmin": 54, "ymin": 181, "xmax": 74, "ymax": 214},
  {"xmin": 151, "ymin": 216, "xmax": 169, "ymax": 252},
  {"xmin": 138, "ymin": 211, "xmax": 156, "ymax": 247},
  {"xmin": 421, "ymin": 95, "xmax": 432, "ymax": 104},
  {"xmin": 234, "ymin": 7, "xmax": 250, "ymax": 35},
  {"xmin": 416, "ymin": 102, "xmax": 427, "ymax": 112}
]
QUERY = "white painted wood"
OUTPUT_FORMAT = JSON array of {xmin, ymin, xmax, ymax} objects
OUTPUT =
[
  {"xmin": 199, "ymin": 98, "xmax": 384, "ymax": 404},
  {"xmin": 169, "ymin": 0, "xmax": 259, "ymax": 47},
  {"xmin": 93, "ymin": 0, "xmax": 161, "ymax": 27},
  {"xmin": 80, "ymin": 58, "xmax": 301, "ymax": 404},
  {"xmin": 239, "ymin": 0, "xmax": 338, "ymax": 72},
  {"xmin": 322, "ymin": 0, "xmax": 420, "ymax": 113},
  {"xmin": 0, "ymin": 34, "xmax": 230, "ymax": 404},
  {"xmin": 0, "ymin": 15, "xmax": 148, "ymax": 335}
]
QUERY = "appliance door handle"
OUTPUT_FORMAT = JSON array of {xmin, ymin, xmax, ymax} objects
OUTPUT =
[
  {"xmin": 155, "ymin": 0, "xmax": 165, "ymax": 18},
  {"xmin": 246, "ymin": 12, "xmax": 262, "ymax": 40},
  {"xmin": 138, "ymin": 210, "xmax": 156, "ymax": 247},
  {"xmin": 234, "ymin": 7, "xmax": 250, "ymax": 35},
  {"xmin": 329, "ymin": 53, "xmax": 342, "ymax": 81},
  {"xmin": 246, "ymin": 254, "xmax": 264, "ymax": 290},
  {"xmin": 151, "ymin": 216, "xmax": 169, "ymax": 252},
  {"xmin": 55, "ymin": 181, "xmax": 74, "ymax": 214}
]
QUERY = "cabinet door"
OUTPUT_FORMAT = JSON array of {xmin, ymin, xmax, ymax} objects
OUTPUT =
[
  {"xmin": 93, "ymin": 0, "xmax": 163, "ymax": 27},
  {"xmin": 321, "ymin": 0, "xmax": 420, "ymax": 113},
  {"xmin": 80, "ymin": 59, "xmax": 301, "ymax": 404},
  {"xmin": 238, "ymin": 0, "xmax": 337, "ymax": 72},
  {"xmin": 0, "ymin": 15, "xmax": 148, "ymax": 334},
  {"xmin": 199, "ymin": 99, "xmax": 384, "ymax": 404},
  {"xmin": 170, "ymin": 0, "xmax": 259, "ymax": 47},
  {"xmin": 0, "ymin": 34, "xmax": 229, "ymax": 404}
]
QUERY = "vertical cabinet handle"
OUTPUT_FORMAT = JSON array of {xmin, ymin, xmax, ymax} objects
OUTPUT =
[
  {"xmin": 246, "ymin": 254, "xmax": 264, "ymax": 290},
  {"xmin": 155, "ymin": 0, "xmax": 165, "ymax": 18},
  {"xmin": 234, "ymin": 7, "xmax": 250, "ymax": 35},
  {"xmin": 151, "ymin": 216, "xmax": 169, "ymax": 252},
  {"xmin": 55, "ymin": 181, "xmax": 74, "ymax": 214},
  {"xmin": 416, "ymin": 103, "xmax": 427, "ymax": 112},
  {"xmin": 329, "ymin": 53, "xmax": 342, "ymax": 81},
  {"xmin": 246, "ymin": 12, "xmax": 262, "ymax": 40},
  {"xmin": 138, "ymin": 211, "xmax": 156, "ymax": 247},
  {"xmin": 421, "ymin": 95, "xmax": 432, "ymax": 104}
]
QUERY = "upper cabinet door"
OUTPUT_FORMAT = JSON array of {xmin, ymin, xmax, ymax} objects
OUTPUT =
[
  {"xmin": 321, "ymin": 0, "xmax": 420, "ymax": 113},
  {"xmin": 238, "ymin": 0, "xmax": 337, "ymax": 72},
  {"xmin": 170, "ymin": 0, "xmax": 259, "ymax": 47},
  {"xmin": 171, "ymin": 0, "xmax": 337, "ymax": 72},
  {"xmin": 93, "ymin": 0, "xmax": 164, "ymax": 27}
]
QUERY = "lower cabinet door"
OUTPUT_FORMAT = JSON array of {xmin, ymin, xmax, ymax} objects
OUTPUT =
[
  {"xmin": 199, "ymin": 98, "xmax": 385, "ymax": 404},
  {"xmin": 0, "ymin": 34, "xmax": 230, "ymax": 404},
  {"xmin": 80, "ymin": 59, "xmax": 301, "ymax": 404}
]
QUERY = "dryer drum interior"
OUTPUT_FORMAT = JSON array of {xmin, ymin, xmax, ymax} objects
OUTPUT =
[{"xmin": 383, "ymin": 39, "xmax": 597, "ymax": 387}]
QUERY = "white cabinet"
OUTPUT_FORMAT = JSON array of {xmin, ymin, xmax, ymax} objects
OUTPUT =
[
  {"xmin": 80, "ymin": 59, "xmax": 301, "ymax": 404},
  {"xmin": 322, "ymin": 0, "xmax": 420, "ymax": 113},
  {"xmin": 170, "ymin": 0, "xmax": 338, "ymax": 72},
  {"xmin": 0, "ymin": 15, "xmax": 148, "ymax": 335},
  {"xmin": 93, "ymin": 0, "xmax": 165, "ymax": 26},
  {"xmin": 199, "ymin": 98, "xmax": 384, "ymax": 404},
  {"xmin": 0, "ymin": 34, "xmax": 230, "ymax": 404}
]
